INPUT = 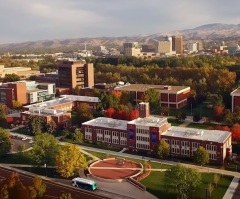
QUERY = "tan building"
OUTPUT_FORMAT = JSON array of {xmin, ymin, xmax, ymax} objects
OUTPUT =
[
  {"xmin": 172, "ymin": 35, "xmax": 183, "ymax": 54},
  {"xmin": 57, "ymin": 60, "xmax": 94, "ymax": 91},
  {"xmin": 155, "ymin": 41, "xmax": 172, "ymax": 54},
  {"xmin": 0, "ymin": 65, "xmax": 40, "ymax": 79},
  {"xmin": 123, "ymin": 42, "xmax": 141, "ymax": 57}
]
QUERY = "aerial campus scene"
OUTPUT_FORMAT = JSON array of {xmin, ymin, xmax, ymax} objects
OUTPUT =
[{"xmin": 0, "ymin": 1, "xmax": 240, "ymax": 199}]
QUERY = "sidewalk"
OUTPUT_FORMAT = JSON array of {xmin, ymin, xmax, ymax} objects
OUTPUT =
[{"xmin": 223, "ymin": 177, "xmax": 239, "ymax": 199}]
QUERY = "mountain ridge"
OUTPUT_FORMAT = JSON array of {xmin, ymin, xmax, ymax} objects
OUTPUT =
[{"xmin": 1, "ymin": 23, "xmax": 240, "ymax": 52}]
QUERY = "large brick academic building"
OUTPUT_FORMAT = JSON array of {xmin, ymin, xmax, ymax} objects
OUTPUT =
[
  {"xmin": 114, "ymin": 84, "xmax": 190, "ymax": 109},
  {"xmin": 82, "ymin": 102, "xmax": 232, "ymax": 165}
]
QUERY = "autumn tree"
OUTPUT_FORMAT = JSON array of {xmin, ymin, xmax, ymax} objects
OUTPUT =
[
  {"xmin": 72, "ymin": 129, "xmax": 83, "ymax": 143},
  {"xmin": 153, "ymin": 140, "xmax": 170, "ymax": 159},
  {"xmin": 0, "ymin": 128, "xmax": 11, "ymax": 156},
  {"xmin": 56, "ymin": 143, "xmax": 87, "ymax": 178},
  {"xmin": 159, "ymin": 106, "xmax": 170, "ymax": 116},
  {"xmin": 193, "ymin": 146, "xmax": 209, "ymax": 166},
  {"xmin": 12, "ymin": 100, "xmax": 22, "ymax": 111},
  {"xmin": 213, "ymin": 105, "xmax": 225, "ymax": 122},
  {"xmin": 31, "ymin": 133, "xmax": 59, "ymax": 167},
  {"xmin": 128, "ymin": 109, "xmax": 139, "ymax": 120},
  {"xmin": 231, "ymin": 124, "xmax": 240, "ymax": 141},
  {"xmin": 46, "ymin": 120, "xmax": 57, "ymax": 135},
  {"xmin": 76, "ymin": 103, "xmax": 93, "ymax": 125},
  {"xmin": 105, "ymin": 107, "xmax": 115, "ymax": 118},
  {"xmin": 28, "ymin": 176, "xmax": 46, "ymax": 199},
  {"xmin": 0, "ymin": 173, "xmax": 46, "ymax": 199},
  {"xmin": 60, "ymin": 193, "xmax": 73, "ymax": 199},
  {"xmin": 164, "ymin": 164, "xmax": 202, "ymax": 199},
  {"xmin": 0, "ymin": 103, "xmax": 8, "ymax": 118}
]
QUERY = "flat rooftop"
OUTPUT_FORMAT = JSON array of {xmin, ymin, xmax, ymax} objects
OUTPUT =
[
  {"xmin": 162, "ymin": 126, "xmax": 231, "ymax": 143},
  {"xmin": 128, "ymin": 116, "xmax": 169, "ymax": 127},
  {"xmin": 82, "ymin": 117, "xmax": 128, "ymax": 131},
  {"xmin": 23, "ymin": 95, "xmax": 99, "ymax": 109},
  {"xmin": 22, "ymin": 108, "xmax": 66, "ymax": 117},
  {"xmin": 114, "ymin": 84, "xmax": 189, "ymax": 93}
]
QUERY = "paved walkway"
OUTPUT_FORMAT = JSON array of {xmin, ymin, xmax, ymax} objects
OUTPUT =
[{"xmin": 223, "ymin": 177, "xmax": 239, "ymax": 199}]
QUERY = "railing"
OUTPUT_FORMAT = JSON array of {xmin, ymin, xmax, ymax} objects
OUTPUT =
[{"xmin": 126, "ymin": 177, "xmax": 146, "ymax": 191}]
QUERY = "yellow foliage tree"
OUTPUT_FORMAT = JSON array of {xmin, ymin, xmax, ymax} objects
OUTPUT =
[{"xmin": 55, "ymin": 143, "xmax": 87, "ymax": 178}]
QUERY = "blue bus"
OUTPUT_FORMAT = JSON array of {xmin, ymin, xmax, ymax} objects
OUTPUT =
[{"xmin": 72, "ymin": 177, "xmax": 97, "ymax": 191}]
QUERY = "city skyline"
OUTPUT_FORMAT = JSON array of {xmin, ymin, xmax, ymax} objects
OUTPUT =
[{"xmin": 0, "ymin": 0, "xmax": 240, "ymax": 44}]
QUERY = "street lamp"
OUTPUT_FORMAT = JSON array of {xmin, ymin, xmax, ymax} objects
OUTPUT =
[{"xmin": 44, "ymin": 164, "xmax": 47, "ymax": 177}]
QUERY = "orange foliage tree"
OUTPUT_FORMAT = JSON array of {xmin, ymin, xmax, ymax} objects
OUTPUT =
[
  {"xmin": 111, "ymin": 90, "xmax": 122, "ymax": 98},
  {"xmin": 231, "ymin": 124, "xmax": 240, "ymax": 140},
  {"xmin": 213, "ymin": 106, "xmax": 225, "ymax": 122},
  {"xmin": 129, "ymin": 109, "xmax": 139, "ymax": 120},
  {"xmin": 105, "ymin": 107, "xmax": 115, "ymax": 118}
]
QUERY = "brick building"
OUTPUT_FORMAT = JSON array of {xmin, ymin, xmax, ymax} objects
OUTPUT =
[
  {"xmin": 114, "ymin": 84, "xmax": 190, "ymax": 109},
  {"xmin": 230, "ymin": 88, "xmax": 240, "ymax": 112},
  {"xmin": 82, "ymin": 102, "xmax": 232, "ymax": 165},
  {"xmin": 0, "ymin": 81, "xmax": 55, "ymax": 108},
  {"xmin": 58, "ymin": 60, "xmax": 94, "ymax": 91}
]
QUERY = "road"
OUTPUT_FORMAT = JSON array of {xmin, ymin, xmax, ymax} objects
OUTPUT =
[{"xmin": 0, "ymin": 165, "xmax": 111, "ymax": 199}]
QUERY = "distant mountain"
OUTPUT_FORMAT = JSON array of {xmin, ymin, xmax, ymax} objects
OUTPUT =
[{"xmin": 1, "ymin": 23, "xmax": 240, "ymax": 52}]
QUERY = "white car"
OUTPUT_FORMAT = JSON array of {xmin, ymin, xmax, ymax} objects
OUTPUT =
[{"xmin": 21, "ymin": 137, "xmax": 28, "ymax": 141}]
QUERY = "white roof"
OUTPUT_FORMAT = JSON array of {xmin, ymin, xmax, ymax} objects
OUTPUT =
[
  {"xmin": 162, "ymin": 126, "xmax": 231, "ymax": 143},
  {"xmin": 60, "ymin": 95, "xmax": 99, "ymax": 103},
  {"xmin": 72, "ymin": 177, "xmax": 95, "ymax": 185},
  {"xmin": 23, "ymin": 95, "xmax": 99, "ymax": 109},
  {"xmin": 128, "ymin": 116, "xmax": 168, "ymax": 127},
  {"xmin": 82, "ymin": 117, "xmax": 128, "ymax": 130},
  {"xmin": 22, "ymin": 108, "xmax": 66, "ymax": 117}
]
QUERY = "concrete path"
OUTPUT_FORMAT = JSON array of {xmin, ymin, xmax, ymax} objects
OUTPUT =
[
  {"xmin": 119, "ymin": 148, "xmax": 127, "ymax": 153},
  {"xmin": 223, "ymin": 177, "xmax": 239, "ymax": 199}
]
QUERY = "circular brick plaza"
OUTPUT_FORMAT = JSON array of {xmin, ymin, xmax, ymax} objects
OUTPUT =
[{"xmin": 88, "ymin": 158, "xmax": 143, "ymax": 181}]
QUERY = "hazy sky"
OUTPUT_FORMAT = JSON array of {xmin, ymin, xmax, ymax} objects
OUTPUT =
[{"xmin": 0, "ymin": 0, "xmax": 239, "ymax": 43}]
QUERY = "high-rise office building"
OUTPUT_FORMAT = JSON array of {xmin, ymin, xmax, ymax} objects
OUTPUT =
[
  {"xmin": 58, "ymin": 60, "xmax": 94, "ymax": 90},
  {"xmin": 172, "ymin": 35, "xmax": 183, "ymax": 54},
  {"xmin": 123, "ymin": 42, "xmax": 141, "ymax": 57}
]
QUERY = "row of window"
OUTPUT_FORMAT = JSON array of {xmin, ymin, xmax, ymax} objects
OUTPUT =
[
  {"xmin": 136, "ymin": 136, "xmax": 150, "ymax": 142},
  {"xmin": 95, "ymin": 129, "xmax": 127, "ymax": 138},
  {"xmin": 136, "ymin": 128, "xmax": 149, "ymax": 135},
  {"xmin": 164, "ymin": 139, "xmax": 217, "ymax": 152},
  {"xmin": 136, "ymin": 143, "xmax": 150, "ymax": 150}
]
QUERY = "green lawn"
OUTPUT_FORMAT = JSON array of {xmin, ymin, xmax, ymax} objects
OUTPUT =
[
  {"xmin": 140, "ymin": 172, "xmax": 233, "ymax": 199},
  {"xmin": 167, "ymin": 118, "xmax": 183, "ymax": 126},
  {"xmin": 186, "ymin": 122, "xmax": 216, "ymax": 129}
]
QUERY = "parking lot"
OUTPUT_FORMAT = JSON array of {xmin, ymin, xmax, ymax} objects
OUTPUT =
[{"xmin": 9, "ymin": 134, "xmax": 33, "ymax": 153}]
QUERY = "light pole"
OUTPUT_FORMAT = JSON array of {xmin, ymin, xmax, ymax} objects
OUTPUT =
[{"xmin": 44, "ymin": 163, "xmax": 47, "ymax": 177}]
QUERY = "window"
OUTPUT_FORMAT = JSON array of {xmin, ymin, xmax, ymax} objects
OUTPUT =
[
  {"xmin": 206, "ymin": 145, "xmax": 217, "ymax": 151},
  {"xmin": 85, "ymin": 127, "xmax": 92, "ymax": 133},
  {"xmin": 171, "ymin": 147, "xmax": 180, "ymax": 154},
  {"xmin": 171, "ymin": 140, "xmax": 180, "ymax": 146},
  {"xmin": 192, "ymin": 142, "xmax": 200, "ymax": 155}
]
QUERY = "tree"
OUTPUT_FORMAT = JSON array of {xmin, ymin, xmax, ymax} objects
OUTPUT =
[
  {"xmin": 0, "ymin": 128, "xmax": 11, "ymax": 156},
  {"xmin": 72, "ymin": 129, "xmax": 83, "ymax": 143},
  {"xmin": 28, "ymin": 176, "xmax": 46, "ymax": 199},
  {"xmin": 0, "ymin": 173, "xmax": 46, "ymax": 199},
  {"xmin": 160, "ymin": 106, "xmax": 170, "ymax": 116},
  {"xmin": 12, "ymin": 100, "xmax": 22, "ymax": 111},
  {"xmin": 176, "ymin": 112, "xmax": 187, "ymax": 121},
  {"xmin": 59, "ymin": 193, "xmax": 73, "ymax": 199},
  {"xmin": 213, "ymin": 106, "xmax": 225, "ymax": 122},
  {"xmin": 144, "ymin": 89, "xmax": 160, "ymax": 112},
  {"xmin": 193, "ymin": 146, "xmax": 209, "ymax": 166},
  {"xmin": 27, "ymin": 115, "xmax": 46, "ymax": 135},
  {"xmin": 153, "ymin": 140, "xmax": 170, "ymax": 159},
  {"xmin": 128, "ymin": 109, "xmax": 139, "ymax": 120},
  {"xmin": 105, "ymin": 107, "xmax": 115, "ymax": 118},
  {"xmin": 3, "ymin": 74, "xmax": 20, "ymax": 82},
  {"xmin": 213, "ymin": 174, "xmax": 220, "ymax": 188},
  {"xmin": 46, "ymin": 120, "xmax": 57, "ymax": 135},
  {"xmin": 164, "ymin": 164, "xmax": 202, "ymax": 199},
  {"xmin": 56, "ymin": 143, "xmax": 87, "ymax": 178},
  {"xmin": 208, "ymin": 183, "xmax": 214, "ymax": 199},
  {"xmin": 0, "ymin": 103, "xmax": 8, "ymax": 118},
  {"xmin": 31, "ymin": 133, "xmax": 59, "ymax": 166},
  {"xmin": 76, "ymin": 103, "xmax": 93, "ymax": 125},
  {"xmin": 231, "ymin": 124, "xmax": 240, "ymax": 141}
]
